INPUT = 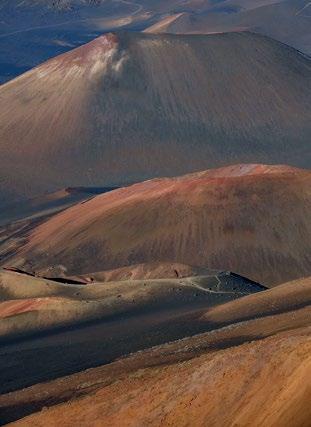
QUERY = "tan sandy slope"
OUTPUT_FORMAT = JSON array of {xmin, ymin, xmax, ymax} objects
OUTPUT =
[
  {"xmin": 13, "ymin": 330, "xmax": 310, "ymax": 427},
  {"xmin": 0, "ymin": 267, "xmax": 264, "ymax": 340},
  {"xmin": 67, "ymin": 262, "xmax": 215, "ymax": 283},
  {"xmin": 3, "ymin": 276, "xmax": 310, "ymax": 426}
]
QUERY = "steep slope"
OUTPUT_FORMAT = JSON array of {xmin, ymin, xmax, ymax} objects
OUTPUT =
[
  {"xmin": 13, "ymin": 330, "xmax": 310, "ymax": 427},
  {"xmin": 2, "ymin": 164, "xmax": 310, "ymax": 286},
  {"xmin": 0, "ymin": 31, "xmax": 310, "ymax": 204},
  {"xmin": 1, "ymin": 276, "xmax": 310, "ymax": 425}
]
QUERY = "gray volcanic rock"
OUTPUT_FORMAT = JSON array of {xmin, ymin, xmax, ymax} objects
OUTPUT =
[
  {"xmin": 147, "ymin": 0, "xmax": 311, "ymax": 56},
  {"xmin": 0, "ymin": 31, "xmax": 310, "ymax": 204},
  {"xmin": 0, "ymin": 186, "xmax": 117, "ymax": 226},
  {"xmin": 0, "ymin": 0, "xmax": 151, "ymax": 83}
]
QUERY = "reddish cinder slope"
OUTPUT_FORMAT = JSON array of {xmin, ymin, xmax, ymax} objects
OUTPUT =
[
  {"xmin": 0, "ymin": 31, "xmax": 310, "ymax": 205},
  {"xmin": 3, "ymin": 164, "xmax": 311, "ymax": 286},
  {"xmin": 4, "ymin": 276, "xmax": 311, "ymax": 426},
  {"xmin": 0, "ymin": 299, "xmax": 50, "ymax": 319},
  {"xmin": 13, "ymin": 330, "xmax": 311, "ymax": 427}
]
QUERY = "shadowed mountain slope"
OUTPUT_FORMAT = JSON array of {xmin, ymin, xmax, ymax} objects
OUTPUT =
[
  {"xmin": 1, "ymin": 276, "xmax": 310, "ymax": 425},
  {"xmin": 0, "ymin": 31, "xmax": 310, "ymax": 204},
  {"xmin": 0, "ymin": 267, "xmax": 265, "ymax": 396},
  {"xmin": 0, "ymin": 267, "xmax": 265, "ymax": 345},
  {"xmin": 2, "ymin": 164, "xmax": 310, "ymax": 286},
  {"xmin": 0, "ymin": 186, "xmax": 116, "ymax": 226},
  {"xmin": 0, "ymin": 267, "xmax": 264, "ymax": 341}
]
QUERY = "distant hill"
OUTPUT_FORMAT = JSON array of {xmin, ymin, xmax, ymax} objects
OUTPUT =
[
  {"xmin": 0, "ymin": 0, "xmax": 150, "ymax": 83},
  {"xmin": 2, "ymin": 164, "xmax": 310, "ymax": 286},
  {"xmin": 0, "ymin": 31, "xmax": 310, "ymax": 205},
  {"xmin": 1, "ymin": 0, "xmax": 311, "ymax": 84},
  {"xmin": 146, "ymin": 0, "xmax": 311, "ymax": 55}
]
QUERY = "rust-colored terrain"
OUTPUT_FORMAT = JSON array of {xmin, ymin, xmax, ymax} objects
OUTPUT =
[
  {"xmin": 2, "ymin": 164, "xmax": 310, "ymax": 286},
  {"xmin": 1, "ymin": 276, "xmax": 310, "ymax": 426},
  {"xmin": 0, "ymin": 31, "xmax": 310, "ymax": 204},
  {"xmin": 0, "ymin": 12, "xmax": 310, "ymax": 425},
  {"xmin": 0, "ymin": 267, "xmax": 266, "ymax": 396},
  {"xmin": 0, "ymin": 163, "xmax": 310, "ymax": 425},
  {"xmin": 16, "ymin": 329, "xmax": 309, "ymax": 427}
]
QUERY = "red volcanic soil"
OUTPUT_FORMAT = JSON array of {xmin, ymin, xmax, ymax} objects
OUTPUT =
[
  {"xmin": 15, "ymin": 328, "xmax": 310, "ymax": 427},
  {"xmin": 1, "ymin": 275, "xmax": 310, "ymax": 426},
  {"xmin": 0, "ymin": 299, "xmax": 49, "ymax": 318},
  {"xmin": 41, "ymin": 33, "xmax": 118, "ymax": 70},
  {"xmin": 2, "ymin": 163, "xmax": 310, "ymax": 286}
]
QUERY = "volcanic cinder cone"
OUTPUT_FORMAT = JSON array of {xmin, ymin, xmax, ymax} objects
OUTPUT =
[
  {"xmin": 0, "ymin": 31, "xmax": 310, "ymax": 204},
  {"xmin": 2, "ymin": 164, "xmax": 310, "ymax": 286}
]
